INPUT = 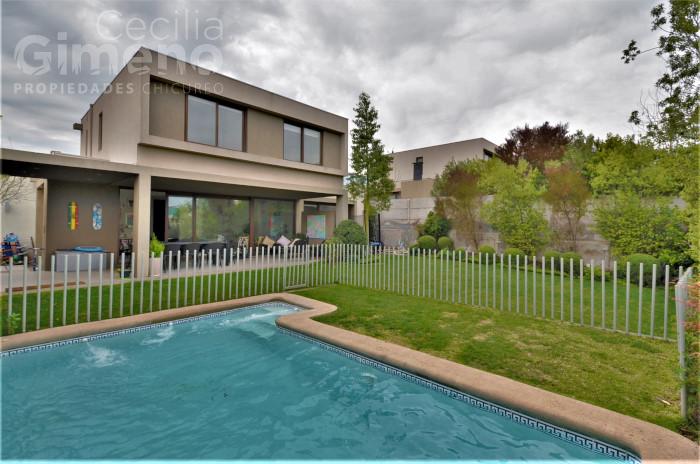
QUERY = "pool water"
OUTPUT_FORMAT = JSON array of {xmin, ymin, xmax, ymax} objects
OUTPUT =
[{"xmin": 2, "ymin": 302, "xmax": 632, "ymax": 461}]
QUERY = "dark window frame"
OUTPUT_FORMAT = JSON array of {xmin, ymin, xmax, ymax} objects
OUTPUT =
[
  {"xmin": 283, "ymin": 122, "xmax": 324, "ymax": 165},
  {"xmin": 184, "ymin": 92, "xmax": 247, "ymax": 152},
  {"xmin": 98, "ymin": 112, "xmax": 103, "ymax": 151}
]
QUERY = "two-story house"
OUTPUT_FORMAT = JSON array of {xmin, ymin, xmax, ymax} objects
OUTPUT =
[{"xmin": 1, "ymin": 48, "xmax": 349, "ymax": 275}]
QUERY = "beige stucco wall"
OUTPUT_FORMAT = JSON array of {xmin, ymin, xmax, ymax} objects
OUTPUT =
[
  {"xmin": 80, "ymin": 64, "xmax": 144, "ymax": 163},
  {"xmin": 149, "ymin": 81, "xmax": 185, "ymax": 140},
  {"xmin": 45, "ymin": 180, "xmax": 120, "ymax": 258},
  {"xmin": 246, "ymin": 109, "xmax": 284, "ymax": 159},
  {"xmin": 137, "ymin": 146, "xmax": 345, "ymax": 197},
  {"xmin": 390, "ymin": 138, "xmax": 496, "ymax": 186},
  {"xmin": 400, "ymin": 179, "xmax": 435, "ymax": 199},
  {"xmin": 79, "ymin": 48, "xmax": 348, "ymax": 177}
]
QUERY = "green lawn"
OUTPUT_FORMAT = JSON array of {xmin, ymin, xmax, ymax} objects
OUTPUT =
[
  {"xmin": 295, "ymin": 285, "xmax": 683, "ymax": 433},
  {"xmin": 1, "ymin": 253, "xmax": 675, "ymax": 339}
]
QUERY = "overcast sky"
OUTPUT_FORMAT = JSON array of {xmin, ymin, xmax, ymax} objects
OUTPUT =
[{"xmin": 2, "ymin": 0, "xmax": 663, "ymax": 155}]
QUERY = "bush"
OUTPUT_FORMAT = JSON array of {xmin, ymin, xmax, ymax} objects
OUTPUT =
[
  {"xmin": 417, "ymin": 235, "xmax": 437, "ymax": 250},
  {"xmin": 333, "ymin": 220, "xmax": 367, "ymax": 244},
  {"xmin": 438, "ymin": 248, "xmax": 453, "ymax": 259},
  {"xmin": 150, "ymin": 234, "xmax": 165, "ymax": 255},
  {"xmin": 325, "ymin": 236, "xmax": 343, "ymax": 245},
  {"xmin": 620, "ymin": 254, "xmax": 662, "ymax": 286},
  {"xmin": 478, "ymin": 245, "xmax": 496, "ymax": 255},
  {"xmin": 437, "ymin": 236, "xmax": 454, "ymax": 250},
  {"xmin": 504, "ymin": 247, "xmax": 524, "ymax": 259},
  {"xmin": 455, "ymin": 248, "xmax": 467, "ymax": 261},
  {"xmin": 416, "ymin": 211, "xmax": 451, "ymax": 239},
  {"xmin": 561, "ymin": 251, "xmax": 583, "ymax": 274},
  {"xmin": 542, "ymin": 250, "xmax": 562, "ymax": 270}
]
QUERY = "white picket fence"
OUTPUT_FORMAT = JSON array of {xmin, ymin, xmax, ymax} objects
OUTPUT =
[
  {"xmin": 3, "ymin": 245, "xmax": 690, "ymax": 342},
  {"xmin": 3, "ymin": 244, "xmax": 696, "ymax": 419}
]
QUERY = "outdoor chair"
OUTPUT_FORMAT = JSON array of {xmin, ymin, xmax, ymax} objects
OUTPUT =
[{"xmin": 164, "ymin": 243, "xmax": 183, "ymax": 268}]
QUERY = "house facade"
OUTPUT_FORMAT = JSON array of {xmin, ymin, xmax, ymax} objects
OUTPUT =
[{"xmin": 2, "ymin": 48, "xmax": 349, "ymax": 275}]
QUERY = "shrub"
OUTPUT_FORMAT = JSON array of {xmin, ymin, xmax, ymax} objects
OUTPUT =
[
  {"xmin": 455, "ymin": 248, "xmax": 467, "ymax": 261},
  {"xmin": 417, "ymin": 235, "xmax": 437, "ymax": 250},
  {"xmin": 478, "ymin": 245, "xmax": 496, "ymax": 255},
  {"xmin": 542, "ymin": 250, "xmax": 562, "ymax": 270},
  {"xmin": 620, "ymin": 254, "xmax": 662, "ymax": 286},
  {"xmin": 325, "ymin": 236, "xmax": 343, "ymax": 245},
  {"xmin": 437, "ymin": 236, "xmax": 454, "ymax": 250},
  {"xmin": 504, "ymin": 247, "xmax": 524, "ymax": 259},
  {"xmin": 438, "ymin": 248, "xmax": 453, "ymax": 259},
  {"xmin": 333, "ymin": 220, "xmax": 367, "ymax": 244},
  {"xmin": 150, "ymin": 234, "xmax": 165, "ymax": 256},
  {"xmin": 416, "ymin": 211, "xmax": 451, "ymax": 239},
  {"xmin": 561, "ymin": 251, "xmax": 583, "ymax": 274}
]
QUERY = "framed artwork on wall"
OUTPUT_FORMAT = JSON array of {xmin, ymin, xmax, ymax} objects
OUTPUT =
[
  {"xmin": 92, "ymin": 203, "xmax": 103, "ymax": 230},
  {"xmin": 68, "ymin": 201, "xmax": 78, "ymax": 231}
]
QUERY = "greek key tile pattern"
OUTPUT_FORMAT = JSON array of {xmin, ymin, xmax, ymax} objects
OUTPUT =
[{"xmin": 278, "ymin": 327, "xmax": 640, "ymax": 463}]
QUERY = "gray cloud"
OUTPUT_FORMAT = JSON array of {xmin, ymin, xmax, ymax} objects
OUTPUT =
[{"xmin": 2, "ymin": 0, "xmax": 663, "ymax": 155}]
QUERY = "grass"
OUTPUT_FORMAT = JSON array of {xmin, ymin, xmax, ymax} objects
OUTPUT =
[
  {"xmin": 295, "ymin": 285, "xmax": 683, "ymax": 433},
  {"xmin": 1, "ymin": 253, "xmax": 676, "ymax": 340}
]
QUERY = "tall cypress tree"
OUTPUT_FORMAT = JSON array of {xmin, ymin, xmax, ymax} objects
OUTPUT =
[{"xmin": 347, "ymin": 92, "xmax": 395, "ymax": 241}]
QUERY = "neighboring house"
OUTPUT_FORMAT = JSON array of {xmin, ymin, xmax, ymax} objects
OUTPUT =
[
  {"xmin": 1, "ymin": 48, "xmax": 349, "ymax": 275},
  {"xmin": 375, "ymin": 138, "xmax": 496, "ymax": 246}
]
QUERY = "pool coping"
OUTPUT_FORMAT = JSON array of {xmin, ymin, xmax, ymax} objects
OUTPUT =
[{"xmin": 2, "ymin": 293, "xmax": 698, "ymax": 462}]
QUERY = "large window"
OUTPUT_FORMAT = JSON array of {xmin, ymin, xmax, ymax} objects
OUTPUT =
[
  {"xmin": 218, "ymin": 105, "xmax": 243, "ymax": 151},
  {"xmin": 253, "ymin": 199, "xmax": 294, "ymax": 240},
  {"xmin": 187, "ymin": 94, "xmax": 244, "ymax": 150},
  {"xmin": 167, "ymin": 196, "xmax": 193, "ymax": 241},
  {"xmin": 283, "ymin": 123, "xmax": 301, "ymax": 162},
  {"xmin": 303, "ymin": 128, "xmax": 321, "ymax": 164},
  {"xmin": 284, "ymin": 123, "xmax": 321, "ymax": 164},
  {"xmin": 186, "ymin": 96, "xmax": 216, "ymax": 145},
  {"xmin": 195, "ymin": 197, "xmax": 249, "ymax": 242}
]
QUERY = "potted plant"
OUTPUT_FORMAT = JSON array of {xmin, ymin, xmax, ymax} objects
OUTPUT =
[{"xmin": 150, "ymin": 234, "xmax": 165, "ymax": 277}]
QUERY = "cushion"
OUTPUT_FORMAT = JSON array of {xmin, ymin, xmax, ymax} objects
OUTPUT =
[
  {"xmin": 262, "ymin": 236, "xmax": 276, "ymax": 247},
  {"xmin": 276, "ymin": 235, "xmax": 291, "ymax": 247}
]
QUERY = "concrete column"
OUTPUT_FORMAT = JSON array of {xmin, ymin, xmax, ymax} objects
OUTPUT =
[
  {"xmin": 132, "ymin": 172, "xmax": 151, "ymax": 277},
  {"xmin": 294, "ymin": 199, "xmax": 304, "ymax": 234},
  {"xmin": 335, "ymin": 193, "xmax": 348, "ymax": 226}
]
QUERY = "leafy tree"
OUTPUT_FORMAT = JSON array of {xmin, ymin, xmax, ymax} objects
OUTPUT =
[
  {"xmin": 593, "ymin": 191, "xmax": 691, "ymax": 267},
  {"xmin": 495, "ymin": 121, "xmax": 570, "ymax": 171},
  {"xmin": 586, "ymin": 134, "xmax": 691, "ymax": 197},
  {"xmin": 479, "ymin": 160, "xmax": 549, "ymax": 255},
  {"xmin": 416, "ymin": 210, "xmax": 451, "ymax": 239},
  {"xmin": 622, "ymin": 0, "xmax": 699, "ymax": 148},
  {"xmin": 346, "ymin": 92, "xmax": 395, "ymax": 241},
  {"xmin": 432, "ymin": 159, "xmax": 487, "ymax": 250},
  {"xmin": 542, "ymin": 162, "xmax": 591, "ymax": 251}
]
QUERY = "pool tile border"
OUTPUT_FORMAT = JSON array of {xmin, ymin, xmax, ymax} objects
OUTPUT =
[
  {"xmin": 0, "ymin": 302, "xmax": 299, "ymax": 357},
  {"xmin": 278, "ymin": 326, "xmax": 639, "ymax": 463},
  {"xmin": 2, "ymin": 292, "xmax": 697, "ymax": 462}
]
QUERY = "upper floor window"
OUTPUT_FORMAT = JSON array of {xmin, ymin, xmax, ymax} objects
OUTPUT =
[
  {"xmin": 186, "ymin": 94, "xmax": 243, "ymax": 151},
  {"xmin": 413, "ymin": 156, "xmax": 423, "ymax": 180},
  {"xmin": 284, "ymin": 123, "xmax": 321, "ymax": 165}
]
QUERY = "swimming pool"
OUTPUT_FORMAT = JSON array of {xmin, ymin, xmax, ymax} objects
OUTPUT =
[{"xmin": 2, "ymin": 302, "xmax": 637, "ymax": 461}]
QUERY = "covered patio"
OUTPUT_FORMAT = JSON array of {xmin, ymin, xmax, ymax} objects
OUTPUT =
[{"xmin": 1, "ymin": 149, "xmax": 349, "ymax": 279}]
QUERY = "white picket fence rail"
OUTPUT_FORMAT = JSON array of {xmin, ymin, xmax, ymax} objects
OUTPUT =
[
  {"xmin": 674, "ymin": 267, "xmax": 693, "ymax": 419},
  {"xmin": 3, "ymin": 245, "xmax": 689, "ymax": 342}
]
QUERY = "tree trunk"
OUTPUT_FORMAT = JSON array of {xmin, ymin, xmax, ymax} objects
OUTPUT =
[{"xmin": 363, "ymin": 195, "xmax": 370, "ymax": 244}]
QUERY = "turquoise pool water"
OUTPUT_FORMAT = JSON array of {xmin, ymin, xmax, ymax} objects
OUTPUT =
[{"xmin": 2, "ymin": 302, "xmax": 634, "ymax": 461}]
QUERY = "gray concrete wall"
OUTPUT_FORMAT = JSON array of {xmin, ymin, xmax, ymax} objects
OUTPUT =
[{"xmin": 379, "ymin": 196, "xmax": 612, "ymax": 261}]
